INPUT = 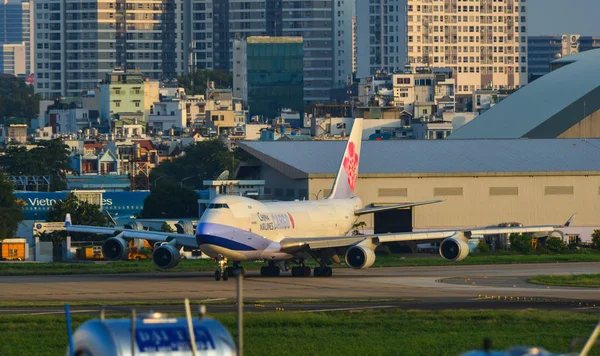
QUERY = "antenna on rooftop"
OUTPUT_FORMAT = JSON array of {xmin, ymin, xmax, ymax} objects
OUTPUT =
[{"xmin": 216, "ymin": 170, "xmax": 230, "ymax": 180}]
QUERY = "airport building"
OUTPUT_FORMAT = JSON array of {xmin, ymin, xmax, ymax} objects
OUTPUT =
[
  {"xmin": 239, "ymin": 138, "xmax": 600, "ymax": 243},
  {"xmin": 450, "ymin": 48, "xmax": 600, "ymax": 139}
]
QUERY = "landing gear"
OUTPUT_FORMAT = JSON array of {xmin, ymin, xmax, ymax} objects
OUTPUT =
[
  {"xmin": 314, "ymin": 266, "xmax": 333, "ymax": 277},
  {"xmin": 214, "ymin": 258, "xmax": 245, "ymax": 281},
  {"xmin": 291, "ymin": 265, "xmax": 311, "ymax": 277},
  {"xmin": 260, "ymin": 261, "xmax": 280, "ymax": 277},
  {"xmin": 214, "ymin": 258, "xmax": 234, "ymax": 281}
]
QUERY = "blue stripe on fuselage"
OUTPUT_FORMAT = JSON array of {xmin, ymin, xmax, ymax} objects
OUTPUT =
[{"xmin": 195, "ymin": 222, "xmax": 260, "ymax": 251}]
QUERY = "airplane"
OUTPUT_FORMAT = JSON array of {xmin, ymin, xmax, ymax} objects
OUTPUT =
[{"xmin": 64, "ymin": 118, "xmax": 574, "ymax": 281}]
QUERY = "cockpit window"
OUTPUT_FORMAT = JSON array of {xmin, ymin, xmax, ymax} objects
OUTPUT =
[{"xmin": 207, "ymin": 203, "xmax": 229, "ymax": 209}]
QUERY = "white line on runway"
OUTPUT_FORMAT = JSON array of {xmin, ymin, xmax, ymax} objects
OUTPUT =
[
  {"xmin": 13, "ymin": 309, "xmax": 98, "ymax": 316},
  {"xmin": 297, "ymin": 306, "xmax": 395, "ymax": 313}
]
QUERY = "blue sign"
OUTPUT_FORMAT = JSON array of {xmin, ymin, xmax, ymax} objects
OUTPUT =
[{"xmin": 135, "ymin": 326, "xmax": 216, "ymax": 352}]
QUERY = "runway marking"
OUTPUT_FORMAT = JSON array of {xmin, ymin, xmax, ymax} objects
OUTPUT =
[
  {"xmin": 12, "ymin": 309, "xmax": 97, "ymax": 316},
  {"xmin": 297, "ymin": 305, "xmax": 395, "ymax": 313}
]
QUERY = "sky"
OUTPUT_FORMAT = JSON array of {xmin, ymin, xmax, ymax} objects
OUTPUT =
[{"xmin": 528, "ymin": 0, "xmax": 600, "ymax": 36}]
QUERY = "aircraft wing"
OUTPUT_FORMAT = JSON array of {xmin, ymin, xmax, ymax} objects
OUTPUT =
[
  {"xmin": 354, "ymin": 200, "xmax": 442, "ymax": 216},
  {"xmin": 279, "ymin": 216, "xmax": 574, "ymax": 253},
  {"xmin": 64, "ymin": 215, "xmax": 198, "ymax": 248}
]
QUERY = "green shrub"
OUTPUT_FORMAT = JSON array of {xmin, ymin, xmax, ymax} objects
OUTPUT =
[
  {"xmin": 544, "ymin": 236, "xmax": 567, "ymax": 253},
  {"xmin": 592, "ymin": 230, "xmax": 600, "ymax": 250},
  {"xmin": 509, "ymin": 234, "xmax": 533, "ymax": 254},
  {"xmin": 477, "ymin": 241, "xmax": 491, "ymax": 254}
]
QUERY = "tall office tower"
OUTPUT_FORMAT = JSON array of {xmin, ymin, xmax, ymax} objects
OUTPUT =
[
  {"xmin": 179, "ymin": 0, "xmax": 342, "ymax": 102},
  {"xmin": 0, "ymin": 0, "xmax": 32, "ymax": 75},
  {"xmin": 34, "ymin": 0, "xmax": 177, "ymax": 99},
  {"xmin": 406, "ymin": 0, "xmax": 528, "ymax": 95},
  {"xmin": 281, "ymin": 0, "xmax": 334, "ymax": 101},
  {"xmin": 333, "ymin": 0, "xmax": 354, "ymax": 88},
  {"xmin": 356, "ymin": 0, "xmax": 407, "ymax": 79}
]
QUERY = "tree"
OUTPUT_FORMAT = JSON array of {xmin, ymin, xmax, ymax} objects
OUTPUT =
[
  {"xmin": 141, "ymin": 183, "xmax": 199, "ymax": 219},
  {"xmin": 509, "ymin": 234, "xmax": 533, "ymax": 254},
  {"xmin": 176, "ymin": 70, "xmax": 233, "ymax": 96},
  {"xmin": 47, "ymin": 195, "xmax": 106, "ymax": 227},
  {"xmin": 0, "ymin": 75, "xmax": 40, "ymax": 120},
  {"xmin": 544, "ymin": 236, "xmax": 567, "ymax": 253},
  {"xmin": 150, "ymin": 140, "xmax": 237, "ymax": 190},
  {"xmin": 161, "ymin": 222, "xmax": 175, "ymax": 233},
  {"xmin": 4, "ymin": 138, "xmax": 74, "ymax": 191},
  {"xmin": 45, "ymin": 195, "xmax": 107, "ymax": 246},
  {"xmin": 592, "ymin": 230, "xmax": 600, "ymax": 250},
  {"xmin": 0, "ymin": 173, "xmax": 25, "ymax": 239}
]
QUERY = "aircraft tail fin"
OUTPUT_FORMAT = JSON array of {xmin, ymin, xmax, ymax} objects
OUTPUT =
[{"xmin": 327, "ymin": 119, "xmax": 363, "ymax": 200}]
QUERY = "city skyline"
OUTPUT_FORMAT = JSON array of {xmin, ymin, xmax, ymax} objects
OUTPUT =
[{"xmin": 529, "ymin": 0, "xmax": 600, "ymax": 36}]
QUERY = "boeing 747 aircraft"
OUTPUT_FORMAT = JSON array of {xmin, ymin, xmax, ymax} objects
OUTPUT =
[{"xmin": 65, "ymin": 119, "xmax": 572, "ymax": 281}]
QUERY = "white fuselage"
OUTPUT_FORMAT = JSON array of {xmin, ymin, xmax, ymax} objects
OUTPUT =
[{"xmin": 195, "ymin": 195, "xmax": 362, "ymax": 261}]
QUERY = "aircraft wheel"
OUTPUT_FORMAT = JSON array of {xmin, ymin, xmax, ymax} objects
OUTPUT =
[
  {"xmin": 314, "ymin": 267, "xmax": 322, "ymax": 277},
  {"xmin": 214, "ymin": 270, "xmax": 221, "ymax": 281},
  {"xmin": 222, "ymin": 269, "xmax": 229, "ymax": 281},
  {"xmin": 324, "ymin": 267, "xmax": 333, "ymax": 277},
  {"xmin": 303, "ymin": 266, "xmax": 311, "ymax": 277},
  {"xmin": 291, "ymin": 267, "xmax": 297, "ymax": 277},
  {"xmin": 260, "ymin": 266, "xmax": 267, "ymax": 277},
  {"xmin": 273, "ymin": 266, "xmax": 280, "ymax": 277}
]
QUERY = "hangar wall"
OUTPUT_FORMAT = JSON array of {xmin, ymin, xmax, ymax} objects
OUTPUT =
[{"xmin": 304, "ymin": 173, "xmax": 600, "ymax": 229}]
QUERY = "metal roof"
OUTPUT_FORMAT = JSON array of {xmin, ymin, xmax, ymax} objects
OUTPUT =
[
  {"xmin": 240, "ymin": 139, "xmax": 600, "ymax": 179},
  {"xmin": 449, "ymin": 48, "xmax": 600, "ymax": 139}
]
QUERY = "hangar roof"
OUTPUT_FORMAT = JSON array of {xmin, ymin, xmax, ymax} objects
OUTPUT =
[
  {"xmin": 239, "ymin": 139, "xmax": 600, "ymax": 179},
  {"xmin": 449, "ymin": 48, "xmax": 600, "ymax": 139}
]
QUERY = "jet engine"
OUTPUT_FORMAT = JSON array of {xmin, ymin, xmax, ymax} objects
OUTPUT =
[
  {"xmin": 439, "ymin": 237, "xmax": 470, "ymax": 262},
  {"xmin": 101, "ymin": 236, "xmax": 130, "ymax": 261},
  {"xmin": 345, "ymin": 245, "xmax": 376, "ymax": 269},
  {"xmin": 152, "ymin": 244, "xmax": 181, "ymax": 269}
]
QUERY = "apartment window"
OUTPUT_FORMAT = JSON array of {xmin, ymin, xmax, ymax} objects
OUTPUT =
[
  {"xmin": 135, "ymin": 102, "xmax": 140, "ymax": 108},
  {"xmin": 115, "ymin": 102, "xmax": 121, "ymax": 108}
]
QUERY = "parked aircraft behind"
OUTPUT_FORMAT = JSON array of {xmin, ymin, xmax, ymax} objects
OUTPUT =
[{"xmin": 65, "ymin": 119, "xmax": 572, "ymax": 281}]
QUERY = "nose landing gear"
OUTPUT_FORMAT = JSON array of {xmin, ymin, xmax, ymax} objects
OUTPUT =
[{"xmin": 214, "ymin": 259, "xmax": 245, "ymax": 281}]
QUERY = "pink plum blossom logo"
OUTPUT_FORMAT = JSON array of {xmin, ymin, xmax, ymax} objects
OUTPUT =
[{"xmin": 343, "ymin": 141, "xmax": 359, "ymax": 192}]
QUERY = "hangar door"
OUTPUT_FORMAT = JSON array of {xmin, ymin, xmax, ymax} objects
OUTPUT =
[
  {"xmin": 374, "ymin": 208, "xmax": 413, "ymax": 234},
  {"xmin": 374, "ymin": 208, "xmax": 414, "ymax": 253}
]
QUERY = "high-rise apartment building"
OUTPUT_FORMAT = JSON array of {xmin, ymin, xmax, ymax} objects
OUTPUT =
[
  {"xmin": 34, "ymin": 0, "xmax": 177, "ymax": 99},
  {"xmin": 179, "ymin": 0, "xmax": 347, "ymax": 102},
  {"xmin": 406, "ymin": 0, "xmax": 528, "ymax": 94},
  {"xmin": 356, "ymin": 0, "xmax": 407, "ymax": 79},
  {"xmin": 0, "ymin": 0, "xmax": 32, "ymax": 75},
  {"xmin": 528, "ymin": 34, "xmax": 600, "ymax": 82},
  {"xmin": 1, "ymin": 43, "xmax": 26, "ymax": 75}
]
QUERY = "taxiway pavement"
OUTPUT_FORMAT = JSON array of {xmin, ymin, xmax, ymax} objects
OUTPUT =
[{"xmin": 0, "ymin": 263, "xmax": 598, "ymax": 305}]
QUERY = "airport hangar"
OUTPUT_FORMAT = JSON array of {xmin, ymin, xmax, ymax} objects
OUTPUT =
[{"xmin": 239, "ymin": 138, "xmax": 600, "ymax": 244}]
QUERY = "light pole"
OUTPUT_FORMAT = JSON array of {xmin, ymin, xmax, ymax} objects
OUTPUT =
[
  {"xmin": 180, "ymin": 175, "xmax": 197, "ymax": 188},
  {"xmin": 153, "ymin": 175, "xmax": 167, "ymax": 188},
  {"xmin": 310, "ymin": 190, "xmax": 323, "ymax": 200}
]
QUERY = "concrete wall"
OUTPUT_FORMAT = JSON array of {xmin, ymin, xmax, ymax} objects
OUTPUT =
[
  {"xmin": 300, "ymin": 174, "xmax": 600, "ymax": 234},
  {"xmin": 558, "ymin": 110, "xmax": 600, "ymax": 138},
  {"xmin": 259, "ymin": 165, "xmax": 309, "ymax": 200}
]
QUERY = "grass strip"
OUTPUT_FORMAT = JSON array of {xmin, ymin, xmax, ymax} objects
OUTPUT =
[
  {"xmin": 0, "ymin": 310, "xmax": 598, "ymax": 356},
  {"xmin": 0, "ymin": 252, "xmax": 599, "ymax": 276},
  {"xmin": 529, "ymin": 274, "xmax": 600, "ymax": 288}
]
